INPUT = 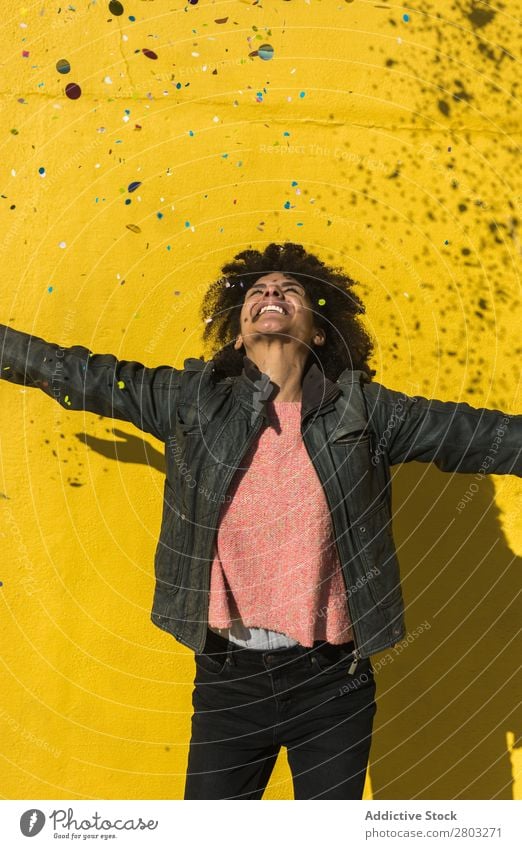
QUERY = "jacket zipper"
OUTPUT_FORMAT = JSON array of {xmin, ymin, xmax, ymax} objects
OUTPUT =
[
  {"xmin": 301, "ymin": 406, "xmax": 362, "ymax": 673},
  {"xmin": 348, "ymin": 649, "xmax": 360, "ymax": 675}
]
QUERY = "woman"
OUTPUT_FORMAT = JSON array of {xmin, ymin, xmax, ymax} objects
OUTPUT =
[{"xmin": 184, "ymin": 242, "xmax": 378, "ymax": 800}]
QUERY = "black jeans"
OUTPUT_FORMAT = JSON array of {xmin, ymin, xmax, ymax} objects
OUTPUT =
[{"xmin": 184, "ymin": 628, "xmax": 376, "ymax": 800}]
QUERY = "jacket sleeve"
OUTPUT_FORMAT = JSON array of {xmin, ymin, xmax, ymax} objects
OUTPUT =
[
  {"xmin": 0, "ymin": 323, "xmax": 182, "ymax": 442},
  {"xmin": 362, "ymin": 380, "xmax": 522, "ymax": 476}
]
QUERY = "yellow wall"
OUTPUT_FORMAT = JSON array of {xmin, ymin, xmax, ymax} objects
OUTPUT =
[{"xmin": 1, "ymin": 0, "xmax": 520, "ymax": 800}]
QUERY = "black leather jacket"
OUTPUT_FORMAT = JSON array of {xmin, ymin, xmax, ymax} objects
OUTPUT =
[{"xmin": 1, "ymin": 323, "xmax": 520, "ymax": 657}]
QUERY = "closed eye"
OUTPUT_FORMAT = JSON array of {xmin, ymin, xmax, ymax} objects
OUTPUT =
[{"xmin": 247, "ymin": 284, "xmax": 304, "ymax": 296}]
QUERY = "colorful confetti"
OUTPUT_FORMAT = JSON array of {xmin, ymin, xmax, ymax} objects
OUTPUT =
[
  {"xmin": 56, "ymin": 59, "xmax": 70, "ymax": 74},
  {"xmin": 258, "ymin": 44, "xmax": 274, "ymax": 61},
  {"xmin": 109, "ymin": 1, "xmax": 124, "ymax": 15},
  {"xmin": 128, "ymin": 181, "xmax": 141, "ymax": 192},
  {"xmin": 65, "ymin": 82, "xmax": 82, "ymax": 100}
]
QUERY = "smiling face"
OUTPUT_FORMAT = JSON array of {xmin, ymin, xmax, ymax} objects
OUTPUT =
[{"xmin": 233, "ymin": 271, "xmax": 326, "ymax": 357}]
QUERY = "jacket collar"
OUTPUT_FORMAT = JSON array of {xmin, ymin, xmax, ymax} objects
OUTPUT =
[{"xmin": 235, "ymin": 354, "xmax": 342, "ymax": 420}]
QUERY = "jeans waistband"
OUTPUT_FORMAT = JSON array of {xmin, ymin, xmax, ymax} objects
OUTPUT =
[{"xmin": 201, "ymin": 627, "xmax": 355, "ymax": 665}]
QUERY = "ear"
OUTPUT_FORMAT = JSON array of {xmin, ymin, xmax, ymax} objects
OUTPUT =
[
  {"xmin": 313, "ymin": 328, "xmax": 326, "ymax": 347},
  {"xmin": 233, "ymin": 334, "xmax": 244, "ymax": 351}
]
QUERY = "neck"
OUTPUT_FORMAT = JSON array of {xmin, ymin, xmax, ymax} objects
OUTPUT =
[{"xmin": 245, "ymin": 347, "xmax": 308, "ymax": 402}]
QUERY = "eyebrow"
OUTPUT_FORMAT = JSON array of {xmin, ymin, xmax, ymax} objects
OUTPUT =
[{"xmin": 248, "ymin": 278, "xmax": 305, "ymax": 290}]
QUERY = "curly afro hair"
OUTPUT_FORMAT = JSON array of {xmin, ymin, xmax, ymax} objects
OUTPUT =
[{"xmin": 199, "ymin": 242, "xmax": 376, "ymax": 382}]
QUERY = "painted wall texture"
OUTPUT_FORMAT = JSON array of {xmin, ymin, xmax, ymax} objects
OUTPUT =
[{"xmin": 1, "ymin": 0, "xmax": 521, "ymax": 800}]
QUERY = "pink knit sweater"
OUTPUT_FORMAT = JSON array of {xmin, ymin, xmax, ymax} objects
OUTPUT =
[{"xmin": 208, "ymin": 400, "xmax": 354, "ymax": 647}]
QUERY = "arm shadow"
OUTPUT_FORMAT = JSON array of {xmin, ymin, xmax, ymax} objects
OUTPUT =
[{"xmin": 75, "ymin": 428, "xmax": 166, "ymax": 473}]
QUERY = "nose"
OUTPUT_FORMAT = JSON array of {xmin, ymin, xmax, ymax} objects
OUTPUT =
[{"xmin": 262, "ymin": 282, "xmax": 284, "ymax": 298}]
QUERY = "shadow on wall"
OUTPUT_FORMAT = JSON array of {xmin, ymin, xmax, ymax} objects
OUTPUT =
[
  {"xmin": 76, "ymin": 429, "xmax": 521, "ymax": 799},
  {"xmin": 370, "ymin": 461, "xmax": 521, "ymax": 800},
  {"xmin": 76, "ymin": 428, "xmax": 166, "ymax": 472}
]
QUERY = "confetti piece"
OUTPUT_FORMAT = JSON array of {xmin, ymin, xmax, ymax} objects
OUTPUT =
[
  {"xmin": 258, "ymin": 44, "xmax": 274, "ymax": 60},
  {"xmin": 318, "ymin": 298, "xmax": 326, "ymax": 306},
  {"xmin": 403, "ymin": 13, "xmax": 410, "ymax": 22},
  {"xmin": 38, "ymin": 166, "xmax": 46, "ymax": 177},
  {"xmin": 109, "ymin": 1, "xmax": 124, "ymax": 15},
  {"xmin": 58, "ymin": 241, "xmax": 67, "ymax": 249},
  {"xmin": 142, "ymin": 48, "xmax": 158, "ymax": 60},
  {"xmin": 117, "ymin": 380, "xmax": 125, "ymax": 389},
  {"xmin": 299, "ymin": 91, "xmax": 306, "ymax": 98},
  {"xmin": 64, "ymin": 395, "xmax": 72, "ymax": 406},
  {"xmin": 128, "ymin": 181, "xmax": 141, "ymax": 192},
  {"xmin": 47, "ymin": 286, "xmax": 53, "ymax": 293},
  {"xmin": 56, "ymin": 58, "xmax": 70, "ymax": 74},
  {"xmin": 65, "ymin": 82, "xmax": 82, "ymax": 100},
  {"xmin": 126, "ymin": 224, "xmax": 141, "ymax": 233},
  {"xmin": 22, "ymin": 50, "xmax": 29, "ymax": 58},
  {"xmin": 215, "ymin": 17, "xmax": 228, "ymax": 23}
]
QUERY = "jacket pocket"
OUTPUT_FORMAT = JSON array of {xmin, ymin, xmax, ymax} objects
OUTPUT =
[{"xmin": 352, "ymin": 501, "xmax": 402, "ymax": 609}]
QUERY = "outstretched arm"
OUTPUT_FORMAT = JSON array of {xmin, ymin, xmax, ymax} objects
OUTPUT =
[
  {"xmin": 0, "ymin": 323, "xmax": 182, "ymax": 442},
  {"xmin": 363, "ymin": 380, "xmax": 522, "ymax": 477}
]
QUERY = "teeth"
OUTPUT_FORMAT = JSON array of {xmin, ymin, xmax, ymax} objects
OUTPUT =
[{"xmin": 259, "ymin": 305, "xmax": 285, "ymax": 315}]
